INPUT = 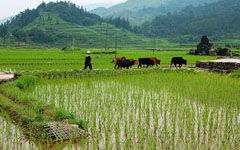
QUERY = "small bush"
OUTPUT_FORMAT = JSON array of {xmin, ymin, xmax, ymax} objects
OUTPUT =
[
  {"xmin": 32, "ymin": 102, "xmax": 45, "ymax": 113},
  {"xmin": 62, "ymin": 46, "xmax": 81, "ymax": 51},
  {"xmin": 55, "ymin": 109, "xmax": 76, "ymax": 121},
  {"xmin": 216, "ymin": 47, "xmax": 231, "ymax": 56},
  {"xmin": 16, "ymin": 75, "xmax": 36, "ymax": 89},
  {"xmin": 21, "ymin": 116, "xmax": 35, "ymax": 124},
  {"xmin": 35, "ymin": 114, "xmax": 45, "ymax": 121},
  {"xmin": 70, "ymin": 119, "xmax": 88, "ymax": 129}
]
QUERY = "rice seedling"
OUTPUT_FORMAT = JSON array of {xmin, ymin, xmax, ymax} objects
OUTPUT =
[
  {"xmin": 0, "ymin": 113, "xmax": 38, "ymax": 150},
  {"xmin": 22, "ymin": 69, "xmax": 239, "ymax": 149}
]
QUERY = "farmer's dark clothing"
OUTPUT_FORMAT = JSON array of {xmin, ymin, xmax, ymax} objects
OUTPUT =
[{"xmin": 84, "ymin": 56, "xmax": 92, "ymax": 70}]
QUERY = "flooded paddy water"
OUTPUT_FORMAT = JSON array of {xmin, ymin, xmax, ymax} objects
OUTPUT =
[
  {"xmin": 0, "ymin": 114, "xmax": 89, "ymax": 150},
  {"xmin": 25, "ymin": 71, "xmax": 240, "ymax": 149},
  {"xmin": 0, "ymin": 115, "xmax": 37, "ymax": 150}
]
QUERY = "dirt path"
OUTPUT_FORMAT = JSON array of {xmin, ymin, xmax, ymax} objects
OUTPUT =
[{"xmin": 0, "ymin": 72, "xmax": 15, "ymax": 82}]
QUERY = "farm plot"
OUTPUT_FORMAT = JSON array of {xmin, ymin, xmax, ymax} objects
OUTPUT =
[
  {"xmin": 25, "ymin": 70, "xmax": 240, "ymax": 149},
  {"xmin": 0, "ymin": 49, "xmax": 215, "ymax": 71}
]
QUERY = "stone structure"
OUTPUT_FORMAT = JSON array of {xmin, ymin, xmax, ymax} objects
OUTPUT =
[{"xmin": 196, "ymin": 35, "xmax": 213, "ymax": 55}]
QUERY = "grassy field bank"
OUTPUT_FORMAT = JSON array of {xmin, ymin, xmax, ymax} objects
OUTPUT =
[{"xmin": 0, "ymin": 74, "xmax": 88, "ymax": 145}]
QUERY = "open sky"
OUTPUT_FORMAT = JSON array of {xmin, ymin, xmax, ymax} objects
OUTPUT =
[{"xmin": 0, "ymin": 0, "xmax": 126, "ymax": 19}]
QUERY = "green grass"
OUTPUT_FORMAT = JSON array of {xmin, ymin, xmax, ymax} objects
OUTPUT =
[
  {"xmin": 230, "ymin": 69, "xmax": 240, "ymax": 78},
  {"xmin": 0, "ymin": 48, "xmax": 215, "ymax": 71}
]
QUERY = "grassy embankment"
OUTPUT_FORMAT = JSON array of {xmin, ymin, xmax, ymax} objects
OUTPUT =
[{"xmin": 0, "ymin": 73, "xmax": 88, "ymax": 142}]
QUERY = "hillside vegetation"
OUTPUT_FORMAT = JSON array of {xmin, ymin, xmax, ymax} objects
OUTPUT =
[
  {"xmin": 0, "ymin": 2, "xmax": 147, "ymax": 48},
  {"xmin": 139, "ymin": 0, "xmax": 240, "ymax": 42},
  {"xmin": 0, "ymin": 16, "xmax": 12, "ymax": 25},
  {"xmin": 1, "ymin": 0, "xmax": 240, "ymax": 46},
  {"xmin": 91, "ymin": 0, "xmax": 219, "ymax": 25}
]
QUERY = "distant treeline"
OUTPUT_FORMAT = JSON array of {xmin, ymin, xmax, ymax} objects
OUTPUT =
[
  {"xmin": 138, "ymin": 0, "xmax": 240, "ymax": 41},
  {"xmin": 91, "ymin": 0, "xmax": 219, "ymax": 25}
]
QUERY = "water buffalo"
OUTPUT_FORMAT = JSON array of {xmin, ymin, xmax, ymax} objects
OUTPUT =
[
  {"xmin": 112, "ymin": 57, "xmax": 137, "ymax": 69},
  {"xmin": 170, "ymin": 57, "xmax": 187, "ymax": 69},
  {"xmin": 121, "ymin": 59, "xmax": 138, "ymax": 69},
  {"xmin": 112, "ymin": 57, "xmax": 122, "ymax": 69},
  {"xmin": 138, "ymin": 57, "xmax": 160, "ymax": 68}
]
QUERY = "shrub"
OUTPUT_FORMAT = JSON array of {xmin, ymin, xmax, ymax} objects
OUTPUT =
[
  {"xmin": 35, "ymin": 114, "xmax": 45, "ymax": 121},
  {"xmin": 21, "ymin": 116, "xmax": 35, "ymax": 124},
  {"xmin": 70, "ymin": 120, "xmax": 88, "ymax": 129},
  {"xmin": 61, "ymin": 46, "xmax": 81, "ymax": 51},
  {"xmin": 55, "ymin": 109, "xmax": 76, "ymax": 121},
  {"xmin": 16, "ymin": 75, "xmax": 37, "ymax": 89},
  {"xmin": 216, "ymin": 47, "xmax": 231, "ymax": 56}
]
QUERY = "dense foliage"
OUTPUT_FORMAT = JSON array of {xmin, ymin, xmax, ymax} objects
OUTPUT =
[
  {"xmin": 0, "ymin": 2, "xmax": 143, "ymax": 46},
  {"xmin": 38, "ymin": 2, "xmax": 103, "ymax": 26},
  {"xmin": 28, "ymin": 28, "xmax": 53, "ymax": 44},
  {"xmin": 0, "ymin": 24, "xmax": 8, "ymax": 38},
  {"xmin": 140, "ymin": 0, "xmax": 240, "ymax": 40},
  {"xmin": 5, "ymin": 1, "xmax": 103, "ymax": 29},
  {"xmin": 106, "ymin": 17, "xmax": 133, "ymax": 31},
  {"xmin": 12, "ymin": 29, "xmax": 27, "ymax": 42},
  {"xmin": 91, "ymin": 0, "xmax": 219, "ymax": 25},
  {"xmin": 8, "ymin": 9, "xmax": 40, "ymax": 30}
]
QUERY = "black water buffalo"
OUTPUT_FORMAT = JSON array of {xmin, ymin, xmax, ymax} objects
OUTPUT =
[
  {"xmin": 121, "ymin": 59, "xmax": 138, "ymax": 69},
  {"xmin": 170, "ymin": 57, "xmax": 187, "ymax": 69},
  {"xmin": 138, "ymin": 57, "xmax": 160, "ymax": 68}
]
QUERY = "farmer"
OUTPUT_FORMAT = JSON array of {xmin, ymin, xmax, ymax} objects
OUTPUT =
[{"xmin": 84, "ymin": 51, "xmax": 92, "ymax": 70}]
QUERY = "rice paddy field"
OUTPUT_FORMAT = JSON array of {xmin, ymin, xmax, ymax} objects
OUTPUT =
[
  {"xmin": 0, "ymin": 114, "xmax": 38, "ymax": 150},
  {"xmin": 17, "ymin": 70, "xmax": 240, "ymax": 149},
  {"xmin": 0, "ymin": 48, "xmax": 215, "ymax": 71},
  {"xmin": 0, "ymin": 48, "xmax": 239, "ymax": 150}
]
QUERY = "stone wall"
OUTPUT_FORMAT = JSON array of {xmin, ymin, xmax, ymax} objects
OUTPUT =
[{"xmin": 196, "ymin": 60, "xmax": 240, "ymax": 73}]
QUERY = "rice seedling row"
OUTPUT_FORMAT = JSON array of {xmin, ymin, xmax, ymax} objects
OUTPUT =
[{"xmin": 24, "ymin": 70, "xmax": 240, "ymax": 149}]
